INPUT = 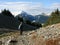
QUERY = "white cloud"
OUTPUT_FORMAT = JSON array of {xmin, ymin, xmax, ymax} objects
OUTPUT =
[
  {"xmin": 0, "ymin": 2, "xmax": 43, "ymax": 16},
  {"xmin": 44, "ymin": 3, "xmax": 60, "ymax": 15},
  {"xmin": 50, "ymin": 3, "xmax": 60, "ymax": 9},
  {"xmin": 0, "ymin": 2, "xmax": 60, "ymax": 16}
]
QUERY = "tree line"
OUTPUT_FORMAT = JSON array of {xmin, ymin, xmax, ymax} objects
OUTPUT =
[
  {"xmin": 1, "ymin": 8, "xmax": 60, "ymax": 27},
  {"xmin": 44, "ymin": 8, "xmax": 60, "ymax": 26},
  {"xmin": 1, "ymin": 9, "xmax": 14, "ymax": 17},
  {"xmin": 0, "ymin": 9, "xmax": 42, "ymax": 28}
]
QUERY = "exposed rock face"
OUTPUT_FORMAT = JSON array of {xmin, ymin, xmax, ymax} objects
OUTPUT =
[
  {"xmin": 17, "ymin": 23, "xmax": 60, "ymax": 45},
  {"xmin": 0, "ymin": 23, "xmax": 60, "ymax": 45}
]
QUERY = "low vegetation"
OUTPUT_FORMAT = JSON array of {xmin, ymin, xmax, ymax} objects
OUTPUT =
[{"xmin": 44, "ymin": 9, "xmax": 60, "ymax": 26}]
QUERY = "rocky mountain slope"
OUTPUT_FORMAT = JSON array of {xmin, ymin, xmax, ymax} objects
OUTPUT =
[
  {"xmin": 35, "ymin": 15, "xmax": 49, "ymax": 23},
  {"xmin": 17, "ymin": 23, "xmax": 60, "ymax": 45},
  {"xmin": 0, "ymin": 23, "xmax": 60, "ymax": 45}
]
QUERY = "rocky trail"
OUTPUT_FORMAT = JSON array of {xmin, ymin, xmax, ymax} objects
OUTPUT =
[
  {"xmin": 17, "ymin": 23, "xmax": 60, "ymax": 45},
  {"xmin": 0, "ymin": 23, "xmax": 60, "ymax": 45}
]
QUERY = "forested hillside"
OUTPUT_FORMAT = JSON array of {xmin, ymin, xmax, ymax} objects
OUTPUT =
[{"xmin": 44, "ymin": 9, "xmax": 60, "ymax": 26}]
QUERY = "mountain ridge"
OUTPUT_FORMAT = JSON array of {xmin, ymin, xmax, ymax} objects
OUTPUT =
[{"xmin": 16, "ymin": 11, "xmax": 49, "ymax": 23}]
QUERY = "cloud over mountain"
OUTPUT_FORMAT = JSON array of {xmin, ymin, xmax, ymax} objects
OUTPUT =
[{"xmin": 0, "ymin": 2, "xmax": 60, "ymax": 16}]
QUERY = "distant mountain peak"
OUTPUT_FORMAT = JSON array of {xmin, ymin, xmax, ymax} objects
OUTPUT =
[
  {"xmin": 21, "ymin": 11, "xmax": 27, "ymax": 14},
  {"xmin": 17, "ymin": 11, "xmax": 35, "ymax": 21},
  {"xmin": 20, "ymin": 11, "xmax": 29, "ymax": 16}
]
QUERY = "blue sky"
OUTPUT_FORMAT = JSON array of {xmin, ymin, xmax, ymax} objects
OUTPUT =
[{"xmin": 0, "ymin": 0, "xmax": 60, "ymax": 16}]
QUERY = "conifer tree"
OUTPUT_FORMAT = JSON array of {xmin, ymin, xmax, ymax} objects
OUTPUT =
[
  {"xmin": 44, "ymin": 8, "xmax": 60, "ymax": 26},
  {"xmin": 1, "ymin": 9, "xmax": 14, "ymax": 17}
]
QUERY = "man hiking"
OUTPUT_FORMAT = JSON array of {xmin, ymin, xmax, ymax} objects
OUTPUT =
[{"xmin": 18, "ymin": 22, "xmax": 23, "ymax": 35}]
